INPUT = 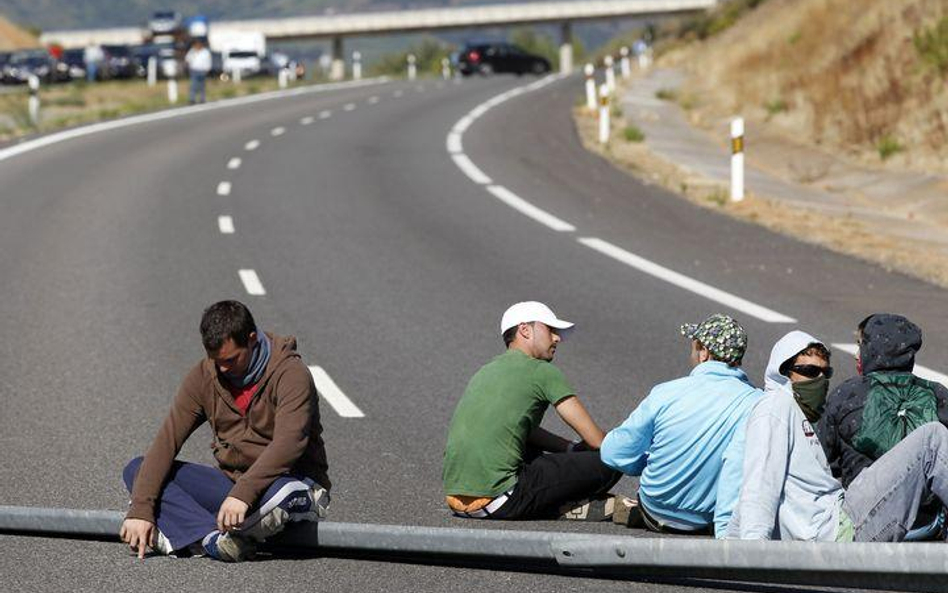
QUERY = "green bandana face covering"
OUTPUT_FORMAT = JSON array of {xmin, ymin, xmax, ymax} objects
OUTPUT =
[{"xmin": 792, "ymin": 376, "xmax": 829, "ymax": 423}]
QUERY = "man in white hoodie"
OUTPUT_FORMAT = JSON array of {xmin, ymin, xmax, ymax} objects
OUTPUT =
[{"xmin": 727, "ymin": 330, "xmax": 948, "ymax": 542}]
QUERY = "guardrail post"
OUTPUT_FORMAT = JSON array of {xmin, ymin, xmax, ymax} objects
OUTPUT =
[
  {"xmin": 604, "ymin": 55, "xmax": 616, "ymax": 93},
  {"xmin": 598, "ymin": 83, "xmax": 610, "ymax": 144},
  {"xmin": 584, "ymin": 63, "xmax": 596, "ymax": 111},
  {"xmin": 407, "ymin": 53, "xmax": 417, "ymax": 81},
  {"xmin": 352, "ymin": 51, "xmax": 362, "ymax": 80},
  {"xmin": 278, "ymin": 68, "xmax": 289, "ymax": 88},
  {"xmin": 166, "ymin": 63, "xmax": 178, "ymax": 104},
  {"xmin": 620, "ymin": 46, "xmax": 632, "ymax": 79},
  {"xmin": 731, "ymin": 117, "xmax": 744, "ymax": 202},
  {"xmin": 147, "ymin": 56, "xmax": 157, "ymax": 86},
  {"xmin": 27, "ymin": 74, "xmax": 40, "ymax": 125},
  {"xmin": 233, "ymin": 67, "xmax": 242, "ymax": 84},
  {"xmin": 442, "ymin": 57, "xmax": 451, "ymax": 80}
]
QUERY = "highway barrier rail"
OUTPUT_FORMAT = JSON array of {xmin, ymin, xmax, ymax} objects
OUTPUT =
[{"xmin": 1, "ymin": 505, "xmax": 945, "ymax": 591}]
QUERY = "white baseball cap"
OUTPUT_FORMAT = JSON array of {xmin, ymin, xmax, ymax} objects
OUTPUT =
[{"xmin": 500, "ymin": 301, "xmax": 575, "ymax": 334}]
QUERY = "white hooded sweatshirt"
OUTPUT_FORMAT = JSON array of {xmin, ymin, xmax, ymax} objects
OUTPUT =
[{"xmin": 728, "ymin": 331, "xmax": 845, "ymax": 540}]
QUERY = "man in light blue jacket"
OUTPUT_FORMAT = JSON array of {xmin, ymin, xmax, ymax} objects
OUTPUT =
[{"xmin": 601, "ymin": 314, "xmax": 762, "ymax": 535}]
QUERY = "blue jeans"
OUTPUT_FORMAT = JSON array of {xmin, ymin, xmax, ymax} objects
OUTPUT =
[
  {"xmin": 843, "ymin": 423, "xmax": 948, "ymax": 542},
  {"xmin": 123, "ymin": 457, "xmax": 320, "ymax": 551},
  {"xmin": 189, "ymin": 72, "xmax": 207, "ymax": 104}
]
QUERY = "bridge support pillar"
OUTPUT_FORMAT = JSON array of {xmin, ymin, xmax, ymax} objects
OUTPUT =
[
  {"xmin": 559, "ymin": 22, "xmax": 574, "ymax": 74},
  {"xmin": 330, "ymin": 36, "xmax": 345, "ymax": 81}
]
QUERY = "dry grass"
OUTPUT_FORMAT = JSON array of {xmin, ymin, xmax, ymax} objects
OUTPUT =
[
  {"xmin": 0, "ymin": 14, "xmax": 40, "ymax": 50},
  {"xmin": 573, "ymin": 102, "xmax": 948, "ymax": 289},
  {"xmin": 668, "ymin": 0, "xmax": 948, "ymax": 175}
]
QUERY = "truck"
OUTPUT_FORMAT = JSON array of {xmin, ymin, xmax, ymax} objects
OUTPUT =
[{"xmin": 209, "ymin": 30, "xmax": 266, "ymax": 78}]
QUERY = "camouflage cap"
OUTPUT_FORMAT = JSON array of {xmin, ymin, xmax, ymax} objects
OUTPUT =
[{"xmin": 681, "ymin": 313, "xmax": 747, "ymax": 364}]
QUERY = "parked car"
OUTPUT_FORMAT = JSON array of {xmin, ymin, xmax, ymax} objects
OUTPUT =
[
  {"xmin": 457, "ymin": 42, "xmax": 551, "ymax": 76},
  {"xmin": 101, "ymin": 45, "xmax": 138, "ymax": 79},
  {"xmin": 60, "ymin": 48, "xmax": 87, "ymax": 80},
  {"xmin": 2, "ymin": 49, "xmax": 65, "ymax": 84},
  {"xmin": 223, "ymin": 50, "xmax": 263, "ymax": 78}
]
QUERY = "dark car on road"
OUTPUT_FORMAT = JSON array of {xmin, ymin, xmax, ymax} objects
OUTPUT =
[
  {"xmin": 1, "ymin": 49, "xmax": 67, "ymax": 84},
  {"xmin": 457, "ymin": 42, "xmax": 551, "ymax": 76},
  {"xmin": 102, "ymin": 45, "xmax": 138, "ymax": 79}
]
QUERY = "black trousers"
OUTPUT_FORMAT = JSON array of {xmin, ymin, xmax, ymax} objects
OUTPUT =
[{"xmin": 490, "ymin": 450, "xmax": 622, "ymax": 520}]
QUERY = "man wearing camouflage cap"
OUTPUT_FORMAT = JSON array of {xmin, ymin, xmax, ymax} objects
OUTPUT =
[{"xmin": 600, "ymin": 313, "xmax": 762, "ymax": 535}]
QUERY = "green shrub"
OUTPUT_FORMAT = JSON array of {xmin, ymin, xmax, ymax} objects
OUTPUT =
[
  {"xmin": 656, "ymin": 88, "xmax": 678, "ymax": 101},
  {"xmin": 623, "ymin": 125, "xmax": 645, "ymax": 142},
  {"xmin": 764, "ymin": 98, "xmax": 787, "ymax": 116},
  {"xmin": 877, "ymin": 135, "xmax": 904, "ymax": 160},
  {"xmin": 914, "ymin": 16, "xmax": 948, "ymax": 75}
]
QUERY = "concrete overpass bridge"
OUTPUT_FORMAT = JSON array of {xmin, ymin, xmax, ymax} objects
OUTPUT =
[{"xmin": 40, "ymin": 0, "xmax": 716, "ymax": 78}]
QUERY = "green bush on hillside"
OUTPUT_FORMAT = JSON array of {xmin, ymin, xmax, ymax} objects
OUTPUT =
[
  {"xmin": 914, "ymin": 16, "xmax": 948, "ymax": 75},
  {"xmin": 679, "ymin": 0, "xmax": 769, "ymax": 40},
  {"xmin": 369, "ymin": 38, "xmax": 454, "ymax": 77}
]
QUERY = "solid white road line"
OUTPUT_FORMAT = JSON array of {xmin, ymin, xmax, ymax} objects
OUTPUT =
[
  {"xmin": 451, "ymin": 154, "xmax": 492, "ymax": 185},
  {"xmin": 367, "ymin": 96, "xmax": 379, "ymax": 104},
  {"xmin": 300, "ymin": 116, "xmax": 315, "ymax": 125},
  {"xmin": 577, "ymin": 237, "xmax": 797, "ymax": 324},
  {"xmin": 393, "ymin": 90, "xmax": 404, "ymax": 98},
  {"xmin": 832, "ymin": 343, "xmax": 948, "ymax": 387},
  {"xmin": 218, "ymin": 215, "xmax": 235, "ymax": 234},
  {"xmin": 487, "ymin": 185, "xmax": 576, "ymax": 232},
  {"xmin": 216, "ymin": 181, "xmax": 232, "ymax": 196},
  {"xmin": 227, "ymin": 157, "xmax": 241, "ymax": 170},
  {"xmin": 271, "ymin": 126, "xmax": 286, "ymax": 136},
  {"xmin": 238, "ymin": 269, "xmax": 266, "ymax": 296},
  {"xmin": 0, "ymin": 77, "xmax": 390, "ymax": 165},
  {"xmin": 319, "ymin": 110, "xmax": 332, "ymax": 119},
  {"xmin": 308, "ymin": 365, "xmax": 365, "ymax": 418},
  {"xmin": 343, "ymin": 103, "xmax": 356, "ymax": 111},
  {"xmin": 244, "ymin": 139, "xmax": 260, "ymax": 151},
  {"xmin": 446, "ymin": 132, "xmax": 462, "ymax": 154}
]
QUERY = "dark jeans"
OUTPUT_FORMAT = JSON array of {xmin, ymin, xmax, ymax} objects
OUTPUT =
[
  {"xmin": 123, "ymin": 457, "xmax": 316, "ymax": 551},
  {"xmin": 490, "ymin": 450, "xmax": 622, "ymax": 520},
  {"xmin": 189, "ymin": 72, "xmax": 207, "ymax": 104}
]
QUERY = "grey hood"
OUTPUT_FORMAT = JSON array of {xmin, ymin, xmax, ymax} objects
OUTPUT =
[
  {"xmin": 764, "ymin": 330, "xmax": 824, "ymax": 392},
  {"xmin": 859, "ymin": 314, "xmax": 921, "ymax": 374}
]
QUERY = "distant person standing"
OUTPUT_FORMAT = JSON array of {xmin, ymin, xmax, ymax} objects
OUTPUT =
[
  {"xmin": 83, "ymin": 43, "xmax": 103, "ymax": 82},
  {"xmin": 185, "ymin": 39, "xmax": 212, "ymax": 104}
]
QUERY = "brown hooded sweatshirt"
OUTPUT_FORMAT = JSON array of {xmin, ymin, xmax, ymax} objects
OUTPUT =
[{"xmin": 126, "ymin": 334, "xmax": 330, "ymax": 524}]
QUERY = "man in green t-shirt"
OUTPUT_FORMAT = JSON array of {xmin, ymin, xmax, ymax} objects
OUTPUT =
[{"xmin": 443, "ymin": 301, "xmax": 621, "ymax": 520}]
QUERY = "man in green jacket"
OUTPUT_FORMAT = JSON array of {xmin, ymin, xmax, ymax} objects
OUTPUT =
[{"xmin": 120, "ymin": 300, "xmax": 330, "ymax": 561}]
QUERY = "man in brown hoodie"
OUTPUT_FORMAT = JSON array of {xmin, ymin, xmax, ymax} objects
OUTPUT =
[{"xmin": 120, "ymin": 300, "xmax": 330, "ymax": 561}]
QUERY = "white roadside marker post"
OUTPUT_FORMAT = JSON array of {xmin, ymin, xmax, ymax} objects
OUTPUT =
[
  {"xmin": 442, "ymin": 58, "xmax": 451, "ymax": 80},
  {"xmin": 620, "ymin": 46, "xmax": 632, "ymax": 79},
  {"xmin": 598, "ymin": 84, "xmax": 610, "ymax": 144},
  {"xmin": 147, "ymin": 56, "xmax": 157, "ymax": 86},
  {"xmin": 352, "ymin": 51, "xmax": 362, "ymax": 81},
  {"xmin": 278, "ymin": 67, "xmax": 288, "ymax": 89},
  {"xmin": 604, "ymin": 55, "xmax": 616, "ymax": 93},
  {"xmin": 27, "ymin": 74, "xmax": 40, "ymax": 125},
  {"xmin": 167, "ymin": 68, "xmax": 178, "ymax": 104},
  {"xmin": 584, "ymin": 63, "xmax": 596, "ymax": 111},
  {"xmin": 731, "ymin": 117, "xmax": 745, "ymax": 202},
  {"xmin": 233, "ymin": 66, "xmax": 241, "ymax": 84},
  {"xmin": 407, "ymin": 54, "xmax": 417, "ymax": 81}
]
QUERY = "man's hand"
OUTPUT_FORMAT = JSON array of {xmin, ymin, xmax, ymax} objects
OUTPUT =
[
  {"xmin": 120, "ymin": 518, "xmax": 155, "ymax": 560},
  {"xmin": 217, "ymin": 496, "xmax": 250, "ymax": 532}
]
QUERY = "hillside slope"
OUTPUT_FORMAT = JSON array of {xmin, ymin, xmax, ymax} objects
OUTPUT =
[
  {"xmin": 0, "ymin": 14, "xmax": 39, "ymax": 50},
  {"xmin": 666, "ymin": 0, "xmax": 948, "ymax": 175}
]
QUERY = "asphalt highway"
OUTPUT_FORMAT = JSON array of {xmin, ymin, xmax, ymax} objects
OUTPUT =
[{"xmin": 2, "ymin": 72, "xmax": 947, "ymax": 592}]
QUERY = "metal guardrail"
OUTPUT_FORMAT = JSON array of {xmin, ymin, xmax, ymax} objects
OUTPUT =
[{"xmin": 1, "ymin": 505, "xmax": 946, "ymax": 592}]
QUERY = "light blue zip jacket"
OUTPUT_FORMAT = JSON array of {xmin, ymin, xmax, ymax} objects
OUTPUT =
[{"xmin": 601, "ymin": 361, "xmax": 762, "ymax": 529}]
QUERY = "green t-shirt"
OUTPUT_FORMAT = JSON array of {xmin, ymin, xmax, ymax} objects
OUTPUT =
[{"xmin": 442, "ymin": 349, "xmax": 575, "ymax": 497}]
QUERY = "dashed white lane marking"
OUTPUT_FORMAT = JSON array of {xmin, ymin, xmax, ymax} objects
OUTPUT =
[
  {"xmin": 832, "ymin": 344, "xmax": 948, "ymax": 387},
  {"xmin": 227, "ymin": 157, "xmax": 241, "ymax": 170},
  {"xmin": 393, "ymin": 89, "xmax": 404, "ymax": 98},
  {"xmin": 319, "ymin": 110, "xmax": 332, "ymax": 119},
  {"xmin": 216, "ymin": 181, "xmax": 232, "ymax": 196},
  {"xmin": 367, "ymin": 96, "xmax": 379, "ymax": 104},
  {"xmin": 451, "ymin": 154, "xmax": 492, "ymax": 185},
  {"xmin": 238, "ymin": 269, "xmax": 266, "ymax": 296},
  {"xmin": 446, "ymin": 132, "xmax": 462, "ymax": 154},
  {"xmin": 343, "ymin": 103, "xmax": 356, "ymax": 111},
  {"xmin": 218, "ymin": 215, "xmax": 235, "ymax": 234},
  {"xmin": 309, "ymin": 365, "xmax": 365, "ymax": 418},
  {"xmin": 300, "ymin": 116, "xmax": 315, "ymax": 125},
  {"xmin": 487, "ymin": 185, "xmax": 576, "ymax": 232},
  {"xmin": 271, "ymin": 126, "xmax": 286, "ymax": 136},
  {"xmin": 244, "ymin": 139, "xmax": 260, "ymax": 151},
  {"xmin": 578, "ymin": 237, "xmax": 797, "ymax": 324}
]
